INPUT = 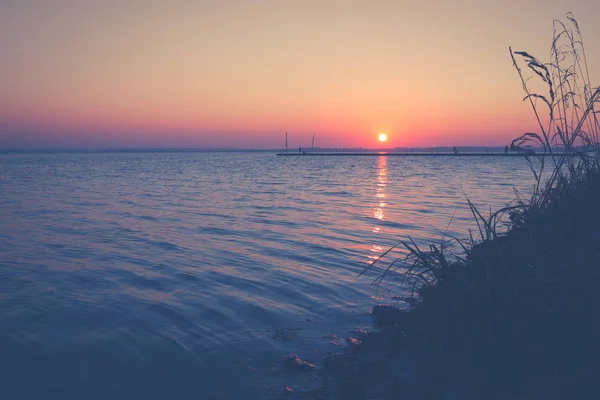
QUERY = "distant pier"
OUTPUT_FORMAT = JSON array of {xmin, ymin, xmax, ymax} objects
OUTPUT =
[{"xmin": 276, "ymin": 151, "xmax": 552, "ymax": 157}]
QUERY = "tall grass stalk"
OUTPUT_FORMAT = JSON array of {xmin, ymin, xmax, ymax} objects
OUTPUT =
[
  {"xmin": 362, "ymin": 14, "xmax": 600, "ymax": 399},
  {"xmin": 510, "ymin": 13, "xmax": 600, "ymax": 211}
]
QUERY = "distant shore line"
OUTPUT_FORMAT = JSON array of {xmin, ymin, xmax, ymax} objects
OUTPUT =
[{"xmin": 1, "ymin": 146, "xmax": 559, "ymax": 155}]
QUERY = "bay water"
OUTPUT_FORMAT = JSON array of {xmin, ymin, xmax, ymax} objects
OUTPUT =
[{"xmin": 0, "ymin": 152, "xmax": 534, "ymax": 399}]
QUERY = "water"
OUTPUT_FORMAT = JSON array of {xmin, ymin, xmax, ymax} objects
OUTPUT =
[{"xmin": 0, "ymin": 152, "xmax": 534, "ymax": 399}]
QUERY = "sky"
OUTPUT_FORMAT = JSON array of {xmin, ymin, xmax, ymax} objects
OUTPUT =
[{"xmin": 1, "ymin": 0, "xmax": 599, "ymax": 149}]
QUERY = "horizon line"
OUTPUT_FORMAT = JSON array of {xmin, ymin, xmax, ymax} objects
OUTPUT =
[{"xmin": 1, "ymin": 145, "xmax": 533, "ymax": 153}]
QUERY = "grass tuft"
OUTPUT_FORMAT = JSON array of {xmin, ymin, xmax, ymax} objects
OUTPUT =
[{"xmin": 364, "ymin": 14, "xmax": 600, "ymax": 399}]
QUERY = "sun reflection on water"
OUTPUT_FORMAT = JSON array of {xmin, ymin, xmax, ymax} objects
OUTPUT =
[
  {"xmin": 368, "ymin": 156, "xmax": 388, "ymax": 264},
  {"xmin": 374, "ymin": 156, "xmax": 387, "ymax": 221}
]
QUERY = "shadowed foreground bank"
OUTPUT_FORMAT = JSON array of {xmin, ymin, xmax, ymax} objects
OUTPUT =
[
  {"xmin": 281, "ymin": 14, "xmax": 600, "ymax": 400},
  {"xmin": 390, "ymin": 162, "xmax": 600, "ymax": 399},
  {"xmin": 373, "ymin": 13, "xmax": 600, "ymax": 400},
  {"xmin": 365, "ymin": 14, "xmax": 600, "ymax": 399}
]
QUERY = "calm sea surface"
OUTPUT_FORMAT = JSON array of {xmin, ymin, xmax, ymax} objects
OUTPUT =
[{"xmin": 0, "ymin": 152, "xmax": 534, "ymax": 399}]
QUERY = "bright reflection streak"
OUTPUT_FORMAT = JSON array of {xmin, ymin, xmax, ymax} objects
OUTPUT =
[
  {"xmin": 369, "ymin": 156, "xmax": 388, "ymax": 265},
  {"xmin": 374, "ymin": 156, "xmax": 387, "ymax": 221}
]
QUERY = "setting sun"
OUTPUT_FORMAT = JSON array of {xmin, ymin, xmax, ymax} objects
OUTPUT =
[{"xmin": 378, "ymin": 133, "xmax": 388, "ymax": 142}]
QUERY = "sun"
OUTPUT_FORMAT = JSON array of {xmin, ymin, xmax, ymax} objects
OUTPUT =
[{"xmin": 378, "ymin": 133, "xmax": 388, "ymax": 143}]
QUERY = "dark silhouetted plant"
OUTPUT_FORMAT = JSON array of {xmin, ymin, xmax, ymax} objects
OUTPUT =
[{"xmin": 362, "ymin": 13, "xmax": 600, "ymax": 400}]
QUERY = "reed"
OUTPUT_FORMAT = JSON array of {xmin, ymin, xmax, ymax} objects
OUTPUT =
[
  {"xmin": 509, "ymin": 13, "xmax": 600, "ymax": 209},
  {"xmin": 364, "ymin": 14, "xmax": 600, "ymax": 399}
]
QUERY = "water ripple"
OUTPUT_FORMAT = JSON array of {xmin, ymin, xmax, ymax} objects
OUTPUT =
[{"xmin": 0, "ymin": 152, "xmax": 535, "ymax": 399}]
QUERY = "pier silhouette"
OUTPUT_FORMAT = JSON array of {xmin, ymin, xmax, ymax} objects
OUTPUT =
[{"xmin": 276, "ymin": 148, "xmax": 552, "ymax": 157}]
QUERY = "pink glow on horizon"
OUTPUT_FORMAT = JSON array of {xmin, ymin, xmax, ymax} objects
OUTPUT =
[{"xmin": 1, "ymin": 1, "xmax": 598, "ymax": 149}]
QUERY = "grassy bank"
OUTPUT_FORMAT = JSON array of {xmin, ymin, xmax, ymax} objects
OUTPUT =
[
  {"xmin": 364, "ymin": 14, "xmax": 600, "ymax": 399},
  {"xmin": 404, "ymin": 161, "xmax": 600, "ymax": 399}
]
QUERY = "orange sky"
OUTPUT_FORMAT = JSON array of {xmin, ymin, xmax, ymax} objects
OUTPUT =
[{"xmin": 1, "ymin": 0, "xmax": 599, "ymax": 149}]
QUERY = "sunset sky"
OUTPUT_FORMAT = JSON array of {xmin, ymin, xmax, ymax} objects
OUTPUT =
[{"xmin": 1, "ymin": 0, "xmax": 599, "ymax": 149}]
